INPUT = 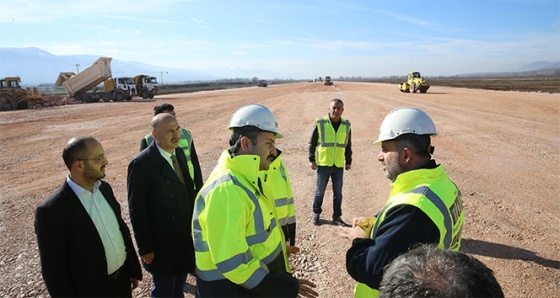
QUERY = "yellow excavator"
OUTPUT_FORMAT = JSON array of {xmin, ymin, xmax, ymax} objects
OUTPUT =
[{"xmin": 0, "ymin": 77, "xmax": 42, "ymax": 111}]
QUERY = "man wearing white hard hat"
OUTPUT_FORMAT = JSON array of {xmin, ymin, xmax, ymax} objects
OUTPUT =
[
  {"xmin": 192, "ymin": 104, "xmax": 318, "ymax": 297},
  {"xmin": 341, "ymin": 107, "xmax": 465, "ymax": 297}
]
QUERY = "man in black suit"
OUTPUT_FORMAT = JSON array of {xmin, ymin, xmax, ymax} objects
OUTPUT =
[
  {"xmin": 127, "ymin": 113, "xmax": 199, "ymax": 297},
  {"xmin": 35, "ymin": 136, "xmax": 142, "ymax": 297},
  {"xmin": 139, "ymin": 103, "xmax": 203, "ymax": 191}
]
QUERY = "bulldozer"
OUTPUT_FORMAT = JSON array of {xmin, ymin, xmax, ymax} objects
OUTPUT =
[
  {"xmin": 0, "ymin": 77, "xmax": 42, "ymax": 111},
  {"xmin": 398, "ymin": 71, "xmax": 430, "ymax": 93},
  {"xmin": 324, "ymin": 76, "xmax": 334, "ymax": 86}
]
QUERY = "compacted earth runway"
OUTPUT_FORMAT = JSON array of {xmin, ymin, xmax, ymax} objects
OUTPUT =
[{"xmin": 1, "ymin": 81, "xmax": 558, "ymax": 297}]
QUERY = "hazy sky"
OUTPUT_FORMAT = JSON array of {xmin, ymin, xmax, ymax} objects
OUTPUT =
[{"xmin": 2, "ymin": 0, "xmax": 559, "ymax": 78}]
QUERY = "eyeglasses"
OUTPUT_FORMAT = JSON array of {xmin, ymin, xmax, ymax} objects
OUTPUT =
[{"xmin": 78, "ymin": 154, "xmax": 106, "ymax": 162}]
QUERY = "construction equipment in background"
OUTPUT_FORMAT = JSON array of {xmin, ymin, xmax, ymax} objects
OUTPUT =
[
  {"xmin": 55, "ymin": 57, "xmax": 134, "ymax": 103},
  {"xmin": 398, "ymin": 71, "xmax": 430, "ymax": 93},
  {"xmin": 0, "ymin": 76, "xmax": 42, "ymax": 111},
  {"xmin": 324, "ymin": 76, "xmax": 333, "ymax": 86},
  {"xmin": 133, "ymin": 74, "xmax": 158, "ymax": 99}
]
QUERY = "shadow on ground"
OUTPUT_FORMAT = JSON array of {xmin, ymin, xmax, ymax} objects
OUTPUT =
[{"xmin": 461, "ymin": 238, "xmax": 560, "ymax": 270}]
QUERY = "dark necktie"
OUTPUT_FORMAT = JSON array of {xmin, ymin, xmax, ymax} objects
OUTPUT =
[{"xmin": 171, "ymin": 154, "xmax": 185, "ymax": 184}]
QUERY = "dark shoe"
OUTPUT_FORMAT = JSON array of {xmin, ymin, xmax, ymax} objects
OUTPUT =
[
  {"xmin": 333, "ymin": 217, "xmax": 350, "ymax": 227},
  {"xmin": 312, "ymin": 213, "xmax": 321, "ymax": 226}
]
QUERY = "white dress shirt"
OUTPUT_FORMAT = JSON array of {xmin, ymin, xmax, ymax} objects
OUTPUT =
[{"xmin": 67, "ymin": 177, "xmax": 127, "ymax": 274}]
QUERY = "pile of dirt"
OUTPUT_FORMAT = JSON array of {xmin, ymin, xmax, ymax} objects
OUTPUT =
[{"xmin": 27, "ymin": 95, "xmax": 79, "ymax": 109}]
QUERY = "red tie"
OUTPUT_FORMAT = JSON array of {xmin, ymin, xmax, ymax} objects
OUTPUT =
[{"xmin": 171, "ymin": 154, "xmax": 185, "ymax": 184}]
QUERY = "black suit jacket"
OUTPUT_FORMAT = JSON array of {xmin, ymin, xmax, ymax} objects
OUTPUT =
[
  {"xmin": 127, "ymin": 142, "xmax": 197, "ymax": 274},
  {"xmin": 35, "ymin": 180, "xmax": 142, "ymax": 297},
  {"xmin": 139, "ymin": 131, "xmax": 204, "ymax": 191}
]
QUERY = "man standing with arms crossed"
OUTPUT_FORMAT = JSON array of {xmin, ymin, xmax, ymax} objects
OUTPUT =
[
  {"xmin": 342, "ymin": 107, "xmax": 464, "ymax": 297},
  {"xmin": 192, "ymin": 104, "xmax": 317, "ymax": 297},
  {"xmin": 128, "ymin": 113, "xmax": 199, "ymax": 297},
  {"xmin": 309, "ymin": 98, "xmax": 352, "ymax": 226}
]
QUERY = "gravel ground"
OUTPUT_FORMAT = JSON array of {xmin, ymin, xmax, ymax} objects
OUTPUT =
[{"xmin": 1, "ymin": 82, "xmax": 559, "ymax": 297}]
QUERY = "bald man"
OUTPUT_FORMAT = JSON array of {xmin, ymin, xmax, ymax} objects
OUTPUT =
[{"xmin": 127, "ymin": 114, "xmax": 199, "ymax": 297}]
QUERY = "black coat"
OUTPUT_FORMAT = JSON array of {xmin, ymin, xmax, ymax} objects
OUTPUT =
[
  {"xmin": 35, "ymin": 181, "xmax": 142, "ymax": 297},
  {"xmin": 127, "ymin": 142, "xmax": 197, "ymax": 274}
]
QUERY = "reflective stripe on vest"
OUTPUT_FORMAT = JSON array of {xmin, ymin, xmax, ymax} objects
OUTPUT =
[
  {"xmin": 356, "ymin": 183, "xmax": 463, "ymax": 297},
  {"xmin": 145, "ymin": 128, "xmax": 196, "ymax": 185},
  {"xmin": 273, "ymin": 163, "xmax": 296, "ymax": 225},
  {"xmin": 193, "ymin": 174, "xmax": 283, "ymax": 288},
  {"xmin": 316, "ymin": 116, "xmax": 350, "ymax": 167}
]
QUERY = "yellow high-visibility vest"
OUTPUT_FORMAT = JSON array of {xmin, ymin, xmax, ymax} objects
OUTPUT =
[
  {"xmin": 192, "ymin": 150, "xmax": 289, "ymax": 288},
  {"xmin": 260, "ymin": 151, "xmax": 296, "ymax": 272},
  {"xmin": 315, "ymin": 116, "xmax": 351, "ymax": 168},
  {"xmin": 355, "ymin": 165, "xmax": 464, "ymax": 297}
]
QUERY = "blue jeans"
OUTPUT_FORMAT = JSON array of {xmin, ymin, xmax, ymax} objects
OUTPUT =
[
  {"xmin": 151, "ymin": 272, "xmax": 187, "ymax": 297},
  {"xmin": 313, "ymin": 166, "xmax": 344, "ymax": 219}
]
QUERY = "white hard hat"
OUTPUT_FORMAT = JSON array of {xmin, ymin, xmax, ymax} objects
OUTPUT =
[
  {"xmin": 228, "ymin": 104, "xmax": 283, "ymax": 138},
  {"xmin": 374, "ymin": 107, "xmax": 436, "ymax": 145}
]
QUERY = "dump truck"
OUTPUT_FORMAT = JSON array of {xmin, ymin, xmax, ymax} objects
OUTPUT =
[
  {"xmin": 324, "ymin": 76, "xmax": 333, "ymax": 86},
  {"xmin": 55, "ymin": 57, "xmax": 133, "ymax": 103},
  {"xmin": 133, "ymin": 75, "xmax": 158, "ymax": 99},
  {"xmin": 0, "ymin": 76, "xmax": 42, "ymax": 111},
  {"xmin": 398, "ymin": 71, "xmax": 430, "ymax": 93}
]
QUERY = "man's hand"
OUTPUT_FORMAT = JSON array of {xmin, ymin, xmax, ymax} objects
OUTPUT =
[
  {"xmin": 141, "ymin": 252, "xmax": 155, "ymax": 264},
  {"xmin": 287, "ymin": 245, "xmax": 300, "ymax": 255},
  {"xmin": 340, "ymin": 226, "xmax": 367, "ymax": 242},
  {"xmin": 298, "ymin": 278, "xmax": 318, "ymax": 297},
  {"xmin": 310, "ymin": 161, "xmax": 317, "ymax": 170},
  {"xmin": 351, "ymin": 217, "xmax": 376, "ymax": 236},
  {"xmin": 345, "ymin": 164, "xmax": 352, "ymax": 171},
  {"xmin": 131, "ymin": 278, "xmax": 140, "ymax": 290}
]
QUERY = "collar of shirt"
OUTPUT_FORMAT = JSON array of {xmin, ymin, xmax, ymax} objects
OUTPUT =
[
  {"xmin": 155, "ymin": 142, "xmax": 176, "ymax": 169},
  {"xmin": 67, "ymin": 176, "xmax": 101, "ymax": 197}
]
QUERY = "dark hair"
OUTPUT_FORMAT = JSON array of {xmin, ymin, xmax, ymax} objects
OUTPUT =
[
  {"xmin": 62, "ymin": 136, "xmax": 96, "ymax": 170},
  {"xmin": 153, "ymin": 103, "xmax": 175, "ymax": 116},
  {"xmin": 394, "ymin": 134, "xmax": 433, "ymax": 158},
  {"xmin": 330, "ymin": 98, "xmax": 344, "ymax": 106},
  {"xmin": 379, "ymin": 244, "xmax": 504, "ymax": 298},
  {"xmin": 228, "ymin": 126, "xmax": 260, "ymax": 155}
]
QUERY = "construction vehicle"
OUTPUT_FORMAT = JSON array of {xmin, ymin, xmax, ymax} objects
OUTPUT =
[
  {"xmin": 0, "ymin": 76, "xmax": 42, "ymax": 111},
  {"xmin": 55, "ymin": 57, "xmax": 134, "ymax": 103},
  {"xmin": 324, "ymin": 76, "xmax": 333, "ymax": 86},
  {"xmin": 398, "ymin": 71, "xmax": 430, "ymax": 93},
  {"xmin": 258, "ymin": 80, "xmax": 268, "ymax": 87},
  {"xmin": 133, "ymin": 75, "xmax": 158, "ymax": 99}
]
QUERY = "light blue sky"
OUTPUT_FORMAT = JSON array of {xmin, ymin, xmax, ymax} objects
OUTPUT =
[{"xmin": 2, "ymin": 0, "xmax": 559, "ymax": 78}]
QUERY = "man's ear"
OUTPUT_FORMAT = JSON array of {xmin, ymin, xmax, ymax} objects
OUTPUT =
[
  {"xmin": 72, "ymin": 160, "xmax": 85, "ymax": 172},
  {"xmin": 239, "ymin": 136, "xmax": 251, "ymax": 152},
  {"xmin": 401, "ymin": 147, "xmax": 413, "ymax": 163}
]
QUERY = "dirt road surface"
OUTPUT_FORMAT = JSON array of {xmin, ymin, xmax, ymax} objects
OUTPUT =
[{"xmin": 1, "ymin": 82, "xmax": 558, "ymax": 297}]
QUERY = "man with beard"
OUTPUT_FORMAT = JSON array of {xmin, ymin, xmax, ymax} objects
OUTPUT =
[
  {"xmin": 192, "ymin": 104, "xmax": 317, "ymax": 297},
  {"xmin": 128, "ymin": 113, "xmax": 198, "ymax": 297},
  {"xmin": 35, "ymin": 136, "xmax": 142, "ymax": 297},
  {"xmin": 342, "ymin": 107, "xmax": 464, "ymax": 297}
]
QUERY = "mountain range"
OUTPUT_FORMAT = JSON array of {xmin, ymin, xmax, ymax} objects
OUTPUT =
[
  {"xmin": 1, "ymin": 47, "xmax": 558, "ymax": 86},
  {"xmin": 0, "ymin": 47, "xmax": 295, "ymax": 86}
]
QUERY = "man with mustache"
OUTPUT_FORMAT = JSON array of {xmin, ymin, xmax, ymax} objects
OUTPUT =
[
  {"xmin": 128, "ymin": 113, "xmax": 198, "ymax": 297},
  {"xmin": 342, "ymin": 107, "xmax": 464, "ymax": 297},
  {"xmin": 309, "ymin": 98, "xmax": 352, "ymax": 227},
  {"xmin": 192, "ymin": 104, "xmax": 317, "ymax": 297},
  {"xmin": 35, "ymin": 136, "xmax": 142, "ymax": 297},
  {"xmin": 140, "ymin": 103, "xmax": 203, "ymax": 192}
]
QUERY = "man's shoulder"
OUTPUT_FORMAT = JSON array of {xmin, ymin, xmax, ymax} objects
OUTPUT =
[{"xmin": 38, "ymin": 182, "xmax": 69, "ymax": 210}]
